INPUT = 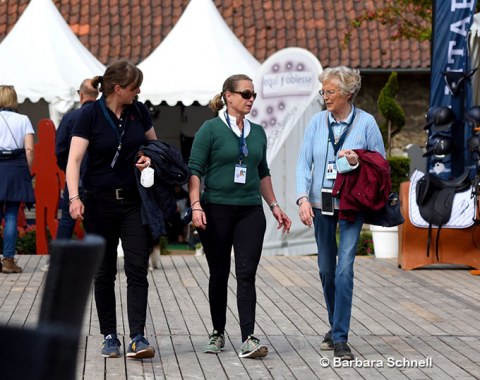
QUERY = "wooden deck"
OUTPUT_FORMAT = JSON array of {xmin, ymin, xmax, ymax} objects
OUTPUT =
[{"xmin": 2, "ymin": 254, "xmax": 480, "ymax": 379}]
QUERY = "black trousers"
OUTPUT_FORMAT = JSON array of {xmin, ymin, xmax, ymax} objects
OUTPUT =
[
  {"xmin": 198, "ymin": 203, "xmax": 266, "ymax": 341},
  {"xmin": 83, "ymin": 190, "xmax": 151, "ymax": 338}
]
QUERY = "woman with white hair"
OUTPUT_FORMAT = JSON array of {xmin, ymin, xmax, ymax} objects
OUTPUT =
[{"xmin": 296, "ymin": 66, "xmax": 385, "ymax": 361}]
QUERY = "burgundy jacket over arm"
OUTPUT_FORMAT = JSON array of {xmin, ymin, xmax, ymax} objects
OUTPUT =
[{"xmin": 332, "ymin": 149, "xmax": 391, "ymax": 222}]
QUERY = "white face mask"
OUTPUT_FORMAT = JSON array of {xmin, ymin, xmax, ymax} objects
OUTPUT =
[{"xmin": 140, "ymin": 166, "xmax": 155, "ymax": 188}]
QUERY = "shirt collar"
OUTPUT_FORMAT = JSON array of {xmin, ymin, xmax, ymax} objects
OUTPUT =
[
  {"xmin": 219, "ymin": 112, "xmax": 251, "ymax": 137},
  {"xmin": 328, "ymin": 106, "xmax": 355, "ymax": 125}
]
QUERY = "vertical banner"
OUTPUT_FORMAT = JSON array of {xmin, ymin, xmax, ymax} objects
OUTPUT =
[{"xmin": 429, "ymin": 0, "xmax": 477, "ymax": 177}]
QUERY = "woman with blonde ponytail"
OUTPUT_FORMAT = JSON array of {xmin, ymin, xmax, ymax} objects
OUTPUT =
[{"xmin": 188, "ymin": 74, "xmax": 291, "ymax": 359}]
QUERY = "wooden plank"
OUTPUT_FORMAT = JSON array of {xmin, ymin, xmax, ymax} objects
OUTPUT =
[
  {"xmin": 6, "ymin": 254, "xmax": 480, "ymax": 379},
  {"xmin": 268, "ymin": 335, "xmax": 318, "ymax": 379}
]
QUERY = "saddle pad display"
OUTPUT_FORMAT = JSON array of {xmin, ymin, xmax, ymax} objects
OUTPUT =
[{"xmin": 409, "ymin": 170, "xmax": 475, "ymax": 229}]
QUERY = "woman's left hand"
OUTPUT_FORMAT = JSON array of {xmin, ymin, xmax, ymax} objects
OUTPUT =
[
  {"xmin": 272, "ymin": 207, "xmax": 292, "ymax": 233},
  {"xmin": 135, "ymin": 156, "xmax": 152, "ymax": 171},
  {"xmin": 338, "ymin": 149, "xmax": 359, "ymax": 165}
]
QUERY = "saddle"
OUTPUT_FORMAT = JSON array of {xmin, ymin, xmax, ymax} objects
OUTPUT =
[{"xmin": 416, "ymin": 170, "xmax": 471, "ymax": 260}]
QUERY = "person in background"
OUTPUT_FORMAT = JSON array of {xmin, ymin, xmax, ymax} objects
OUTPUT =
[
  {"xmin": 0, "ymin": 85, "xmax": 35, "ymax": 273},
  {"xmin": 296, "ymin": 66, "xmax": 385, "ymax": 361},
  {"xmin": 56, "ymin": 78, "xmax": 98, "ymax": 239},
  {"xmin": 66, "ymin": 60, "xmax": 157, "ymax": 359},
  {"xmin": 188, "ymin": 74, "xmax": 291, "ymax": 359},
  {"xmin": 40, "ymin": 79, "xmax": 98, "ymax": 273}
]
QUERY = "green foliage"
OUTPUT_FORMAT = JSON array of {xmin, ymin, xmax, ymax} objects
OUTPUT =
[
  {"xmin": 16, "ymin": 226, "xmax": 38, "ymax": 255},
  {"xmin": 377, "ymin": 72, "xmax": 406, "ymax": 157},
  {"xmin": 335, "ymin": 229, "xmax": 375, "ymax": 255},
  {"xmin": 159, "ymin": 236, "xmax": 170, "ymax": 255},
  {"xmin": 0, "ymin": 225, "xmax": 38, "ymax": 255},
  {"xmin": 388, "ymin": 156, "xmax": 410, "ymax": 193},
  {"xmin": 357, "ymin": 230, "xmax": 375, "ymax": 256},
  {"xmin": 343, "ymin": 0, "xmax": 432, "ymax": 45}
]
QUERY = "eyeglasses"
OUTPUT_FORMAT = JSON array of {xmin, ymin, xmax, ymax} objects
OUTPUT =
[
  {"xmin": 231, "ymin": 90, "xmax": 257, "ymax": 100},
  {"xmin": 76, "ymin": 90, "xmax": 81, "ymax": 95},
  {"xmin": 319, "ymin": 90, "xmax": 338, "ymax": 96}
]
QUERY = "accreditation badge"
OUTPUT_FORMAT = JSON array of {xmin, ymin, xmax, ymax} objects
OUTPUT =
[
  {"xmin": 326, "ymin": 160, "xmax": 337, "ymax": 180},
  {"xmin": 234, "ymin": 164, "xmax": 247, "ymax": 184}
]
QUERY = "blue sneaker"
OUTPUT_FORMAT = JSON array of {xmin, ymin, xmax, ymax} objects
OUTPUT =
[
  {"xmin": 101, "ymin": 334, "xmax": 121, "ymax": 358},
  {"xmin": 126, "ymin": 334, "xmax": 155, "ymax": 359}
]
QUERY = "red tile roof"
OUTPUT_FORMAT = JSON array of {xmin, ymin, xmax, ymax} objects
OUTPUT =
[{"xmin": 0, "ymin": 0, "xmax": 431, "ymax": 70}]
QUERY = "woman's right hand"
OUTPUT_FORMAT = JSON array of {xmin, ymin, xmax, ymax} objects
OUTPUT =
[
  {"xmin": 299, "ymin": 201, "xmax": 314, "ymax": 227},
  {"xmin": 69, "ymin": 198, "xmax": 85, "ymax": 221},
  {"xmin": 192, "ymin": 208, "xmax": 207, "ymax": 230}
]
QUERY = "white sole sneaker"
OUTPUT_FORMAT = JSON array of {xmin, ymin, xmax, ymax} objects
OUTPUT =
[{"xmin": 238, "ymin": 344, "xmax": 268, "ymax": 358}]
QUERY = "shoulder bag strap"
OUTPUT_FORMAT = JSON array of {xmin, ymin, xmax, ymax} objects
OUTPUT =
[{"xmin": 0, "ymin": 112, "xmax": 20, "ymax": 149}]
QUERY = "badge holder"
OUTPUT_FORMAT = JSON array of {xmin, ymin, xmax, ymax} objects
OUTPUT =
[{"xmin": 321, "ymin": 188, "xmax": 334, "ymax": 215}]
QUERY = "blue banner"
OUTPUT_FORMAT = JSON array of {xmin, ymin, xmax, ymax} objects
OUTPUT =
[{"xmin": 429, "ymin": 0, "xmax": 477, "ymax": 177}]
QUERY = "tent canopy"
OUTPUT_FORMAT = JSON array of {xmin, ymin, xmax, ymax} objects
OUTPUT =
[
  {"xmin": 138, "ymin": 0, "xmax": 261, "ymax": 106},
  {"xmin": 0, "ymin": 0, "xmax": 105, "ymax": 109}
]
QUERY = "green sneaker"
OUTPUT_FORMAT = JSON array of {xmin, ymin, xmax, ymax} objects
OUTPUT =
[
  {"xmin": 203, "ymin": 330, "xmax": 225, "ymax": 354},
  {"xmin": 238, "ymin": 335, "xmax": 268, "ymax": 358}
]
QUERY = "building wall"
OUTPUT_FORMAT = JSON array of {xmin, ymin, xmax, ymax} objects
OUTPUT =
[{"xmin": 356, "ymin": 72, "xmax": 430, "ymax": 153}]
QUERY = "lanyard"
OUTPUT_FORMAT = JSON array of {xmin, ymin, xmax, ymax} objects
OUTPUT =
[
  {"xmin": 327, "ymin": 107, "xmax": 356, "ymax": 156},
  {"xmin": 99, "ymin": 96, "xmax": 127, "ymax": 167},
  {"xmin": 225, "ymin": 112, "xmax": 248, "ymax": 163}
]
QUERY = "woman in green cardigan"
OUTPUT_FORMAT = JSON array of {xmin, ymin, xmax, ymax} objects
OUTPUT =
[{"xmin": 188, "ymin": 74, "xmax": 291, "ymax": 359}]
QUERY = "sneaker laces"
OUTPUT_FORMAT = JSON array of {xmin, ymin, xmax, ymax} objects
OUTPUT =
[
  {"xmin": 104, "ymin": 334, "xmax": 119, "ymax": 347},
  {"xmin": 132, "ymin": 334, "xmax": 149, "ymax": 345},
  {"xmin": 208, "ymin": 332, "xmax": 222, "ymax": 345}
]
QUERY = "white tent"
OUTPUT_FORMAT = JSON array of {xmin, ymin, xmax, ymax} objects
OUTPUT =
[
  {"xmin": 0, "ymin": 0, "xmax": 105, "ymax": 126},
  {"xmin": 250, "ymin": 48, "xmax": 324, "ymax": 255},
  {"xmin": 138, "ymin": 0, "xmax": 261, "ymax": 106}
]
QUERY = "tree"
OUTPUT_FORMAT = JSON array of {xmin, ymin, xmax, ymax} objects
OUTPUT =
[
  {"xmin": 344, "ymin": 0, "xmax": 432, "ymax": 45},
  {"xmin": 377, "ymin": 72, "xmax": 405, "ymax": 157}
]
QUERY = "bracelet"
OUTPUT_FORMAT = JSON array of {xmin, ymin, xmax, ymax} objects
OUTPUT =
[
  {"xmin": 69, "ymin": 197, "xmax": 80, "ymax": 205},
  {"xmin": 296, "ymin": 196, "xmax": 308, "ymax": 206},
  {"xmin": 192, "ymin": 208, "xmax": 204, "ymax": 212},
  {"xmin": 191, "ymin": 200, "xmax": 200, "ymax": 207},
  {"xmin": 298, "ymin": 199, "xmax": 310, "ymax": 206},
  {"xmin": 69, "ymin": 194, "xmax": 80, "ymax": 201},
  {"xmin": 269, "ymin": 202, "xmax": 279, "ymax": 211}
]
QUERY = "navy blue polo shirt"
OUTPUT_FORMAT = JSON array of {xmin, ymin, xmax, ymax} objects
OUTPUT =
[{"xmin": 72, "ymin": 99, "xmax": 152, "ymax": 191}]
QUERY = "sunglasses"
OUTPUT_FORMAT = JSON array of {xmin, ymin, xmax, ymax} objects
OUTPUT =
[{"xmin": 231, "ymin": 90, "xmax": 257, "ymax": 100}]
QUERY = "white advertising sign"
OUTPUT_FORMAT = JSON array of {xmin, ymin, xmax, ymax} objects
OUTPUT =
[{"xmin": 250, "ymin": 48, "xmax": 323, "ymax": 163}]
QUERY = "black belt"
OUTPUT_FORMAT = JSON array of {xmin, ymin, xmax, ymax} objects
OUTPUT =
[{"xmin": 84, "ymin": 188, "xmax": 138, "ymax": 201}]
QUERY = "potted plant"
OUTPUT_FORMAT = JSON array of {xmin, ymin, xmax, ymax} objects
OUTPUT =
[{"xmin": 370, "ymin": 72, "xmax": 409, "ymax": 258}]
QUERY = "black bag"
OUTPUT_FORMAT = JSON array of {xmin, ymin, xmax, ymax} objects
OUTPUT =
[{"xmin": 364, "ymin": 192, "xmax": 404, "ymax": 227}]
